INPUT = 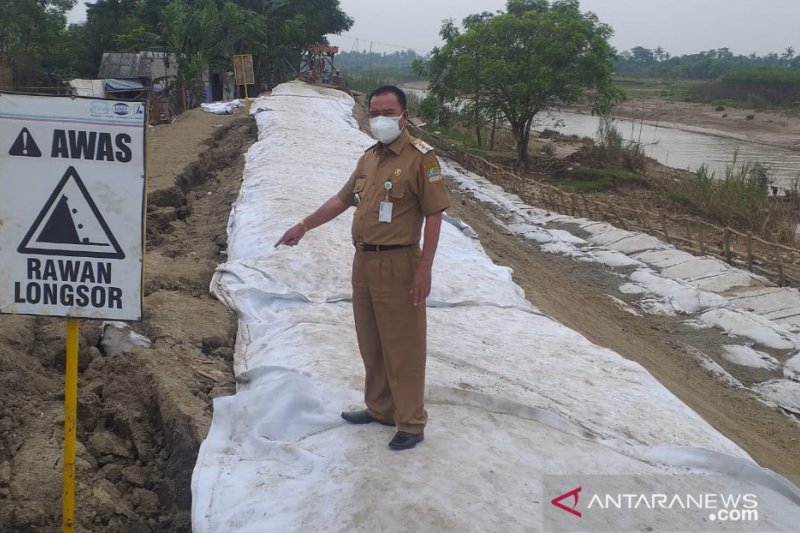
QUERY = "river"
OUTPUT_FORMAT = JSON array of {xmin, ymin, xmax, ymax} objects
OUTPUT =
[{"xmin": 534, "ymin": 111, "xmax": 800, "ymax": 191}]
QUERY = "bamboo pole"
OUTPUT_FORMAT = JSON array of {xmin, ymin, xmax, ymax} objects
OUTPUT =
[
  {"xmin": 724, "ymin": 228, "xmax": 733, "ymax": 265},
  {"xmin": 640, "ymin": 205, "xmax": 652, "ymax": 232},
  {"xmin": 613, "ymin": 207, "xmax": 628, "ymax": 230},
  {"xmin": 699, "ymin": 224, "xmax": 706, "ymax": 254}
]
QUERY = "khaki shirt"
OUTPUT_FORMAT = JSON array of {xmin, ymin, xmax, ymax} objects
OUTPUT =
[{"xmin": 337, "ymin": 130, "xmax": 450, "ymax": 245}]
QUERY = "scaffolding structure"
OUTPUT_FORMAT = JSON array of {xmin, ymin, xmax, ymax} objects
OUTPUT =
[{"xmin": 299, "ymin": 44, "xmax": 342, "ymax": 86}]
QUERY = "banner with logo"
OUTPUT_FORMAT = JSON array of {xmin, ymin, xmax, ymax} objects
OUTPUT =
[{"xmin": 0, "ymin": 93, "xmax": 145, "ymax": 321}]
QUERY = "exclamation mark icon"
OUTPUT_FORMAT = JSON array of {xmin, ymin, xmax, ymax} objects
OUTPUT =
[{"xmin": 9, "ymin": 127, "xmax": 41, "ymax": 157}]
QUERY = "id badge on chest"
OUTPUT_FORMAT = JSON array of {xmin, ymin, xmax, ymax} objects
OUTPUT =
[
  {"xmin": 378, "ymin": 201, "xmax": 393, "ymax": 223},
  {"xmin": 378, "ymin": 179, "xmax": 393, "ymax": 223}
]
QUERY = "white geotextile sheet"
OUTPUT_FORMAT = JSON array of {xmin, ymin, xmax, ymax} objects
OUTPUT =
[
  {"xmin": 192, "ymin": 81, "xmax": 800, "ymax": 531},
  {"xmin": 201, "ymin": 99, "xmax": 244, "ymax": 114},
  {"xmin": 445, "ymin": 161, "xmax": 800, "ymax": 413}
]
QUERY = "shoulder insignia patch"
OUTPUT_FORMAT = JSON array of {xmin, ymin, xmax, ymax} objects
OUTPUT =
[
  {"xmin": 410, "ymin": 138, "xmax": 434, "ymax": 154},
  {"xmin": 424, "ymin": 160, "xmax": 442, "ymax": 182}
]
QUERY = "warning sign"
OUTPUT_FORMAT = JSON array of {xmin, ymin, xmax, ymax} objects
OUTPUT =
[
  {"xmin": 0, "ymin": 93, "xmax": 145, "ymax": 321},
  {"xmin": 9, "ymin": 127, "xmax": 42, "ymax": 157},
  {"xmin": 18, "ymin": 166, "xmax": 125, "ymax": 259}
]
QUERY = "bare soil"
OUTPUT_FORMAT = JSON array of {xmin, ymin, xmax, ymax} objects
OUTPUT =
[{"xmin": 2, "ymin": 89, "xmax": 798, "ymax": 532}]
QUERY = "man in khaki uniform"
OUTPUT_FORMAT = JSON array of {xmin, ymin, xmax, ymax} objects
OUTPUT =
[{"xmin": 275, "ymin": 85, "xmax": 449, "ymax": 450}]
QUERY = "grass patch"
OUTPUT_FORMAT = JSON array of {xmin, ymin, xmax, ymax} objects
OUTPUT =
[
  {"xmin": 556, "ymin": 178, "xmax": 613, "ymax": 193},
  {"xmin": 569, "ymin": 167, "xmax": 650, "ymax": 190},
  {"xmin": 420, "ymin": 123, "xmax": 519, "ymax": 165}
]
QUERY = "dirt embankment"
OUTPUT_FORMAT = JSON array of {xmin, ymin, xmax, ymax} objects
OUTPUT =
[{"xmin": 0, "ymin": 109, "xmax": 255, "ymax": 531}]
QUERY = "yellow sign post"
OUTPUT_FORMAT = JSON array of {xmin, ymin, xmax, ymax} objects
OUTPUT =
[
  {"xmin": 233, "ymin": 54, "xmax": 255, "ymax": 100},
  {"xmin": 62, "ymin": 319, "xmax": 80, "ymax": 532}
]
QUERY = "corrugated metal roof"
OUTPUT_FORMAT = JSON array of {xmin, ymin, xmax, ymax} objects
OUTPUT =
[{"xmin": 98, "ymin": 52, "xmax": 177, "ymax": 79}]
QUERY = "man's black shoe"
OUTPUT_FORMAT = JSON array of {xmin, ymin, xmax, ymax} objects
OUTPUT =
[
  {"xmin": 341, "ymin": 409, "xmax": 394, "ymax": 426},
  {"xmin": 388, "ymin": 431, "xmax": 424, "ymax": 450}
]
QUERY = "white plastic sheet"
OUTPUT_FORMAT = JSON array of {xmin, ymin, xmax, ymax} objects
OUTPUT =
[{"xmin": 201, "ymin": 100, "xmax": 244, "ymax": 115}]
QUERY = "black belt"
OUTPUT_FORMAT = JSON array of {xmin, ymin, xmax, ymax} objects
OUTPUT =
[{"xmin": 353, "ymin": 242, "xmax": 415, "ymax": 252}]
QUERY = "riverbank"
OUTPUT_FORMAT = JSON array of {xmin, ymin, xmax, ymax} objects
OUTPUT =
[{"xmin": 610, "ymin": 93, "xmax": 800, "ymax": 152}]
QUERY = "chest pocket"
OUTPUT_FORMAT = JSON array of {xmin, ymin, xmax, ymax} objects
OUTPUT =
[
  {"xmin": 389, "ymin": 179, "xmax": 407, "ymax": 200},
  {"xmin": 352, "ymin": 176, "xmax": 367, "ymax": 205}
]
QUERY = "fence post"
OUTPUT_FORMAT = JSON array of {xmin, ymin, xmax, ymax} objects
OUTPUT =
[
  {"xmin": 640, "ymin": 205, "xmax": 652, "ymax": 232},
  {"xmin": 636, "ymin": 208, "xmax": 646, "ymax": 231},
  {"xmin": 746, "ymin": 232, "xmax": 754, "ymax": 271},
  {"xmin": 660, "ymin": 213, "xmax": 670, "ymax": 243},
  {"xmin": 699, "ymin": 224, "xmax": 706, "ymax": 255},
  {"xmin": 685, "ymin": 219, "xmax": 693, "ymax": 241},
  {"xmin": 612, "ymin": 207, "xmax": 628, "ymax": 230},
  {"xmin": 581, "ymin": 195, "xmax": 591, "ymax": 219},
  {"xmin": 724, "ymin": 228, "xmax": 733, "ymax": 265},
  {"xmin": 570, "ymin": 194, "xmax": 577, "ymax": 217},
  {"xmin": 777, "ymin": 254, "xmax": 786, "ymax": 287}
]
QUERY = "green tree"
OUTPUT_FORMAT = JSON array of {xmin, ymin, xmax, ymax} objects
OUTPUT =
[
  {"xmin": 83, "ymin": 0, "xmax": 140, "ymax": 72},
  {"xmin": 0, "ymin": 0, "xmax": 77, "ymax": 86},
  {"xmin": 161, "ymin": 0, "xmax": 267, "ymax": 104},
  {"xmin": 425, "ymin": 0, "xmax": 619, "ymax": 167},
  {"xmin": 248, "ymin": 0, "xmax": 353, "ymax": 87}
]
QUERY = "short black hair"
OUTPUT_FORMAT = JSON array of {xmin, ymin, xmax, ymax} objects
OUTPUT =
[{"xmin": 367, "ymin": 85, "xmax": 407, "ymax": 111}]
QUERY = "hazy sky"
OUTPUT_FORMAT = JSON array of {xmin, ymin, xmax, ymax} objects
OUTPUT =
[{"xmin": 67, "ymin": 0, "xmax": 799, "ymax": 57}]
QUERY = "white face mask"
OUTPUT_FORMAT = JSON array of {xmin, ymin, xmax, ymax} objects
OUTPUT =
[{"xmin": 369, "ymin": 115, "xmax": 403, "ymax": 144}]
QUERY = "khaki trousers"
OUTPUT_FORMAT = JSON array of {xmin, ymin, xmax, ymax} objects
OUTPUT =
[{"xmin": 351, "ymin": 246, "xmax": 427, "ymax": 434}]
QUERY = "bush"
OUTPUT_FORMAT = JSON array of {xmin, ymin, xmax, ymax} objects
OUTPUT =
[
  {"xmin": 414, "ymin": 94, "xmax": 440, "ymax": 123},
  {"xmin": 589, "ymin": 118, "xmax": 647, "ymax": 172},
  {"xmin": 668, "ymin": 153, "xmax": 797, "ymax": 242}
]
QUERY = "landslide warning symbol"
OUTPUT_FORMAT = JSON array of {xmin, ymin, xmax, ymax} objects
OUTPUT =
[
  {"xmin": 9, "ymin": 128, "xmax": 42, "ymax": 157},
  {"xmin": 18, "ymin": 166, "xmax": 125, "ymax": 259}
]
